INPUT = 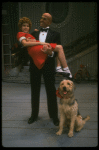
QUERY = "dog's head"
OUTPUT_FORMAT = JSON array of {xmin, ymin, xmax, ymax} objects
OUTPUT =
[{"xmin": 59, "ymin": 80, "xmax": 76, "ymax": 98}]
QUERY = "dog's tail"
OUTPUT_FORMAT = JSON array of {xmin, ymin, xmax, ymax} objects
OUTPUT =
[{"xmin": 83, "ymin": 115, "xmax": 90, "ymax": 123}]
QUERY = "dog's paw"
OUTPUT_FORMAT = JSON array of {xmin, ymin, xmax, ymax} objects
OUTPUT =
[
  {"xmin": 68, "ymin": 131, "xmax": 73, "ymax": 138},
  {"xmin": 75, "ymin": 127, "xmax": 82, "ymax": 132},
  {"xmin": 56, "ymin": 131, "xmax": 62, "ymax": 136},
  {"xmin": 75, "ymin": 128, "xmax": 80, "ymax": 132}
]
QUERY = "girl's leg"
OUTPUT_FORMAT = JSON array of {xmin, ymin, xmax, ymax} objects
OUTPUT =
[
  {"xmin": 42, "ymin": 44, "xmax": 72, "ymax": 78},
  {"xmin": 54, "ymin": 45, "xmax": 72, "ymax": 78},
  {"xmin": 56, "ymin": 57, "xmax": 64, "ymax": 73},
  {"xmin": 42, "ymin": 44, "xmax": 67, "ymax": 68},
  {"xmin": 56, "ymin": 57, "xmax": 61, "ymax": 67},
  {"xmin": 54, "ymin": 45, "xmax": 67, "ymax": 68}
]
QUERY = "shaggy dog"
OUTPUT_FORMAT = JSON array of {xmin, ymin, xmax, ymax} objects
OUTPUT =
[{"xmin": 56, "ymin": 79, "xmax": 90, "ymax": 137}]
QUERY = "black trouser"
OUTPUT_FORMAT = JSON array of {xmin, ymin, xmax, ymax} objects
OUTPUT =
[{"xmin": 30, "ymin": 63, "xmax": 58, "ymax": 119}]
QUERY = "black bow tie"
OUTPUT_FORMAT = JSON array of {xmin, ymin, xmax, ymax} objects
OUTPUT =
[{"xmin": 40, "ymin": 28, "xmax": 49, "ymax": 32}]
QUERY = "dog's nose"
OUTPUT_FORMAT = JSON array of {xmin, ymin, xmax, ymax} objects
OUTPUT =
[{"xmin": 63, "ymin": 86, "xmax": 66, "ymax": 91}]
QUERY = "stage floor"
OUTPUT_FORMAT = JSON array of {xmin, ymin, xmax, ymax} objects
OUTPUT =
[{"xmin": 2, "ymin": 81, "xmax": 98, "ymax": 147}]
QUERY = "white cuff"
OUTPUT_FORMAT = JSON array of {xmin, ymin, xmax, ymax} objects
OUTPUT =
[{"xmin": 19, "ymin": 36, "xmax": 26, "ymax": 43}]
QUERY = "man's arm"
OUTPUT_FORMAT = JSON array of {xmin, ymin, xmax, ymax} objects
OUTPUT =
[
  {"xmin": 54, "ymin": 32, "xmax": 61, "ymax": 45},
  {"xmin": 47, "ymin": 32, "xmax": 61, "ymax": 57},
  {"xmin": 52, "ymin": 31, "xmax": 61, "ymax": 57},
  {"xmin": 31, "ymin": 30, "xmax": 54, "ymax": 56},
  {"xmin": 41, "ymin": 44, "xmax": 53, "ymax": 56}
]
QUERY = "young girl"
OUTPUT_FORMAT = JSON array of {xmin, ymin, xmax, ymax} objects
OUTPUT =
[{"xmin": 17, "ymin": 17, "xmax": 72, "ymax": 78}]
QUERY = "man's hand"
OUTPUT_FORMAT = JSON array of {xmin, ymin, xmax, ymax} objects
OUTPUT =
[
  {"xmin": 41, "ymin": 44, "xmax": 53, "ymax": 56},
  {"xmin": 34, "ymin": 29, "xmax": 39, "ymax": 31}
]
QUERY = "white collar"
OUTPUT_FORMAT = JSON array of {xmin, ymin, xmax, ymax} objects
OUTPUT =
[{"xmin": 42, "ymin": 26, "xmax": 49, "ymax": 29}]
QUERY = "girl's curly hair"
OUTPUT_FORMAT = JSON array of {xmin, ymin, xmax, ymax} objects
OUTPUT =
[{"xmin": 18, "ymin": 17, "xmax": 32, "ymax": 31}]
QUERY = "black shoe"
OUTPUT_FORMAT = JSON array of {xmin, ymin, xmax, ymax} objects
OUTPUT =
[
  {"xmin": 55, "ymin": 72, "xmax": 70, "ymax": 77},
  {"xmin": 62, "ymin": 73, "xmax": 73, "ymax": 81},
  {"xmin": 67, "ymin": 76, "xmax": 74, "ymax": 81},
  {"xmin": 56, "ymin": 72, "xmax": 73, "ymax": 80},
  {"xmin": 28, "ymin": 116, "xmax": 38, "ymax": 124},
  {"xmin": 62, "ymin": 72, "xmax": 71, "ymax": 78},
  {"xmin": 52, "ymin": 118, "xmax": 59, "ymax": 126}
]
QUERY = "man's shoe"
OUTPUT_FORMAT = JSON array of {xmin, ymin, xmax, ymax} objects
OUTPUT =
[
  {"xmin": 60, "ymin": 72, "xmax": 70, "ymax": 77},
  {"xmin": 61, "ymin": 72, "xmax": 73, "ymax": 81},
  {"xmin": 28, "ymin": 116, "xmax": 38, "ymax": 124},
  {"xmin": 52, "ymin": 118, "xmax": 59, "ymax": 126},
  {"xmin": 67, "ymin": 76, "xmax": 74, "ymax": 81}
]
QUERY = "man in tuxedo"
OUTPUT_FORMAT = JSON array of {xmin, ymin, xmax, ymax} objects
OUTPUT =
[{"xmin": 28, "ymin": 13, "xmax": 61, "ymax": 126}]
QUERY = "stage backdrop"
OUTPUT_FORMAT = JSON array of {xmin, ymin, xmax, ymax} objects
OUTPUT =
[
  {"xmin": 2, "ymin": 2, "xmax": 97, "ymax": 80},
  {"xmin": 19, "ymin": 2, "xmax": 97, "ymax": 46}
]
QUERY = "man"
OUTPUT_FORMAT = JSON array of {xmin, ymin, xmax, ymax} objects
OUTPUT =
[{"xmin": 28, "ymin": 13, "xmax": 62, "ymax": 126}]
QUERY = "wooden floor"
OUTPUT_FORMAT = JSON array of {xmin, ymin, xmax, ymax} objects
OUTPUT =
[{"xmin": 2, "ymin": 81, "xmax": 98, "ymax": 147}]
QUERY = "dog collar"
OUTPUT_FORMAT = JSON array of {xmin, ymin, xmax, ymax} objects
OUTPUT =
[
  {"xmin": 56, "ymin": 88, "xmax": 62, "ymax": 98},
  {"xmin": 56, "ymin": 88, "xmax": 77, "ymax": 106}
]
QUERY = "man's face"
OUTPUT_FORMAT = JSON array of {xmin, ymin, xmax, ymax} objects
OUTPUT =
[{"xmin": 40, "ymin": 14, "xmax": 51, "ymax": 28}]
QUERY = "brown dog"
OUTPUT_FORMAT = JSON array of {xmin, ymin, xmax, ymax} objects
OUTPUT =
[{"xmin": 56, "ymin": 79, "xmax": 90, "ymax": 137}]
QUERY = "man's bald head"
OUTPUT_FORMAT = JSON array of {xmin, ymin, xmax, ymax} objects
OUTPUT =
[
  {"xmin": 40, "ymin": 13, "xmax": 52, "ymax": 28},
  {"xmin": 43, "ymin": 13, "xmax": 52, "ymax": 23}
]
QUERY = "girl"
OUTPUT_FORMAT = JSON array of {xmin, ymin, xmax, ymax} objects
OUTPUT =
[{"xmin": 17, "ymin": 17, "xmax": 72, "ymax": 78}]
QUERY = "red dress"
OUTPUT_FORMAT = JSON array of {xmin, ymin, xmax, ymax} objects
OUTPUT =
[{"xmin": 17, "ymin": 32, "xmax": 57, "ymax": 69}]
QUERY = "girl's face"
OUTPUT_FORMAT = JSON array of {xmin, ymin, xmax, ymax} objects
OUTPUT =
[{"xmin": 21, "ymin": 23, "xmax": 29, "ymax": 33}]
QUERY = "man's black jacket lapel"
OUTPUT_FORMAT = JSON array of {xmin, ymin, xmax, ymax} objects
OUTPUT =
[
  {"xmin": 45, "ymin": 28, "xmax": 52, "ymax": 43},
  {"xmin": 31, "ymin": 30, "xmax": 40, "ymax": 40}
]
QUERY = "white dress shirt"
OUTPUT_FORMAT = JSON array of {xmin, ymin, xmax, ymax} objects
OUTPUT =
[
  {"xmin": 39, "ymin": 27, "xmax": 54, "ymax": 57},
  {"xmin": 39, "ymin": 28, "xmax": 48, "ymax": 42}
]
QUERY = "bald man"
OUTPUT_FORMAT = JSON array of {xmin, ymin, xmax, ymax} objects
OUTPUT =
[
  {"xmin": 28, "ymin": 13, "xmax": 61, "ymax": 126},
  {"xmin": 40, "ymin": 13, "xmax": 52, "ymax": 28}
]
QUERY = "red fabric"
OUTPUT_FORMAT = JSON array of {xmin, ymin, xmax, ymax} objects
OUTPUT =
[
  {"xmin": 17, "ymin": 32, "xmax": 56, "ymax": 69},
  {"xmin": 56, "ymin": 88, "xmax": 62, "ymax": 98}
]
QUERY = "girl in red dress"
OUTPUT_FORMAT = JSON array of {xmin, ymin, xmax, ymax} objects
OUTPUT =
[
  {"xmin": 17, "ymin": 32, "xmax": 56, "ymax": 69},
  {"xmin": 17, "ymin": 17, "xmax": 72, "ymax": 77}
]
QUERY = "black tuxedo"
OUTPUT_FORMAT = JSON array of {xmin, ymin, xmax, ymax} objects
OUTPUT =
[
  {"xmin": 29, "ymin": 28, "xmax": 61, "ymax": 119},
  {"xmin": 32, "ymin": 28, "xmax": 61, "ymax": 44}
]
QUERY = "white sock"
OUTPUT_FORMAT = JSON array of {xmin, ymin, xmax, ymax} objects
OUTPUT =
[
  {"xmin": 56, "ymin": 66, "xmax": 61, "ymax": 70},
  {"xmin": 56, "ymin": 66, "xmax": 64, "ymax": 73},
  {"xmin": 63, "ymin": 67, "xmax": 69, "ymax": 71},
  {"xmin": 63, "ymin": 67, "xmax": 72, "ymax": 78}
]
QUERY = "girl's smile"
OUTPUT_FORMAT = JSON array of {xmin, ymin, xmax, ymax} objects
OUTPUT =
[{"xmin": 22, "ymin": 23, "xmax": 29, "ymax": 33}]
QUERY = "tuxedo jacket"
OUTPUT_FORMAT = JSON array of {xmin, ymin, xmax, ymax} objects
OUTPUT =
[{"xmin": 30, "ymin": 28, "xmax": 61, "ymax": 72}]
